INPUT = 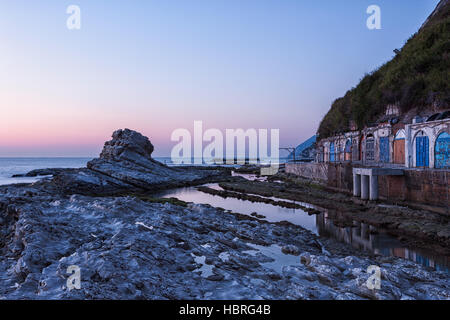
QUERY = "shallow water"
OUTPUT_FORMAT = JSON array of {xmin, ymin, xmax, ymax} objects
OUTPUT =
[
  {"xmin": 156, "ymin": 185, "xmax": 318, "ymax": 234},
  {"xmin": 156, "ymin": 184, "xmax": 450, "ymax": 274},
  {"xmin": 246, "ymin": 243, "xmax": 300, "ymax": 273}
]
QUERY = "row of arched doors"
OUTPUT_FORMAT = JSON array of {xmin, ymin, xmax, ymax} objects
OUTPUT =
[{"xmin": 328, "ymin": 131, "xmax": 449, "ymax": 168}]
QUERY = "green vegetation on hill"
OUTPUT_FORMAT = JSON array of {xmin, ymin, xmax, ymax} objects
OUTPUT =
[{"xmin": 318, "ymin": 1, "xmax": 450, "ymax": 139}]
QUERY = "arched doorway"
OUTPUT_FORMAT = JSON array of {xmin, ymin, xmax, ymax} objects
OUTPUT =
[
  {"xmin": 415, "ymin": 131, "xmax": 429, "ymax": 167},
  {"xmin": 393, "ymin": 130, "xmax": 405, "ymax": 165},
  {"xmin": 345, "ymin": 139, "xmax": 352, "ymax": 161},
  {"xmin": 365, "ymin": 134, "xmax": 375, "ymax": 162},
  {"xmin": 330, "ymin": 142, "xmax": 335, "ymax": 162},
  {"xmin": 379, "ymin": 137, "xmax": 389, "ymax": 163},
  {"xmin": 435, "ymin": 132, "xmax": 449, "ymax": 169},
  {"xmin": 359, "ymin": 136, "xmax": 364, "ymax": 161}
]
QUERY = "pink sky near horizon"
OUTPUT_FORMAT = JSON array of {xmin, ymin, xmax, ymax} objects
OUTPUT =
[{"xmin": 0, "ymin": 1, "xmax": 437, "ymax": 157}]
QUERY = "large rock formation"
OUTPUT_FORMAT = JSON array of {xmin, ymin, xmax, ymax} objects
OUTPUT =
[
  {"xmin": 97, "ymin": 129, "xmax": 155, "ymax": 163},
  {"xmin": 45, "ymin": 129, "xmax": 229, "ymax": 195}
]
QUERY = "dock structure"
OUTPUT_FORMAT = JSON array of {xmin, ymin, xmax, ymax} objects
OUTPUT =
[{"xmin": 352, "ymin": 167, "xmax": 404, "ymax": 200}]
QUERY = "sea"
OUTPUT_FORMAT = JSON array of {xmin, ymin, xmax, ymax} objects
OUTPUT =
[{"xmin": 0, "ymin": 157, "xmax": 290, "ymax": 186}]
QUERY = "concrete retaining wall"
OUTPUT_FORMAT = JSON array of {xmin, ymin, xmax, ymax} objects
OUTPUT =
[
  {"xmin": 285, "ymin": 162, "xmax": 328, "ymax": 181},
  {"xmin": 285, "ymin": 162, "xmax": 449, "ymax": 208},
  {"xmin": 379, "ymin": 169, "xmax": 449, "ymax": 207}
]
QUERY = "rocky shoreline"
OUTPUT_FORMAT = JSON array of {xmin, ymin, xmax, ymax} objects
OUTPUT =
[
  {"xmin": 216, "ymin": 173, "xmax": 450, "ymax": 255},
  {"xmin": 0, "ymin": 130, "xmax": 449, "ymax": 300}
]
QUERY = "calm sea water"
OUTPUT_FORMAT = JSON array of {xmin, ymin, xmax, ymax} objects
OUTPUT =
[
  {"xmin": 0, "ymin": 158, "xmax": 92, "ymax": 186},
  {"xmin": 0, "ymin": 157, "xmax": 290, "ymax": 186}
]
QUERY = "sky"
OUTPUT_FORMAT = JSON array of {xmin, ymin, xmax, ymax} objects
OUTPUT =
[{"xmin": 0, "ymin": 0, "xmax": 440, "ymax": 157}]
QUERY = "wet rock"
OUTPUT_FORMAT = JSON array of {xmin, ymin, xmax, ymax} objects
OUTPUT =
[
  {"xmin": 207, "ymin": 274, "xmax": 224, "ymax": 281},
  {"xmin": 299, "ymin": 253, "xmax": 312, "ymax": 266},
  {"xmin": 12, "ymin": 168, "xmax": 78, "ymax": 178},
  {"xmin": 281, "ymin": 245, "xmax": 300, "ymax": 256}
]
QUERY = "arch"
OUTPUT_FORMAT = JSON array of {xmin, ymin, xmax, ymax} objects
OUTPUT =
[
  {"xmin": 379, "ymin": 136, "xmax": 390, "ymax": 163},
  {"xmin": 395, "ymin": 129, "xmax": 405, "ymax": 140},
  {"xmin": 359, "ymin": 135, "xmax": 365, "ymax": 160},
  {"xmin": 414, "ymin": 131, "xmax": 429, "ymax": 167},
  {"xmin": 330, "ymin": 142, "xmax": 335, "ymax": 162},
  {"xmin": 351, "ymin": 138, "xmax": 358, "ymax": 161},
  {"xmin": 365, "ymin": 134, "xmax": 375, "ymax": 162},
  {"xmin": 434, "ymin": 131, "xmax": 449, "ymax": 169},
  {"xmin": 321, "ymin": 146, "xmax": 325, "ymax": 162},
  {"xmin": 345, "ymin": 139, "xmax": 352, "ymax": 161}
]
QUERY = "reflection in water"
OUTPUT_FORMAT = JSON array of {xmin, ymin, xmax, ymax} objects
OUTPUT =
[
  {"xmin": 156, "ymin": 185, "xmax": 318, "ymax": 234},
  {"xmin": 316, "ymin": 212, "xmax": 450, "ymax": 273},
  {"xmin": 156, "ymin": 185, "xmax": 449, "ymax": 273}
]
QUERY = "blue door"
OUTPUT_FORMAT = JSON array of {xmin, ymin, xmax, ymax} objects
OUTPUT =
[
  {"xmin": 416, "ymin": 136, "xmax": 429, "ymax": 167},
  {"xmin": 379, "ymin": 137, "xmax": 389, "ymax": 163},
  {"xmin": 435, "ymin": 132, "xmax": 449, "ymax": 169},
  {"xmin": 330, "ymin": 142, "xmax": 335, "ymax": 162}
]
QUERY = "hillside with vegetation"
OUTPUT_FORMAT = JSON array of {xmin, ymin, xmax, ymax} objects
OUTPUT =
[{"xmin": 317, "ymin": 0, "xmax": 450, "ymax": 139}]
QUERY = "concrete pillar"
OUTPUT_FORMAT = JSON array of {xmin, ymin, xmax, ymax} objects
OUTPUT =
[
  {"xmin": 353, "ymin": 174, "xmax": 361, "ymax": 196},
  {"xmin": 369, "ymin": 175, "xmax": 378, "ymax": 200},
  {"xmin": 361, "ymin": 175, "xmax": 369, "ymax": 200}
]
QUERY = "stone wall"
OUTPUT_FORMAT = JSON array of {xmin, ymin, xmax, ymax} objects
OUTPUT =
[
  {"xmin": 378, "ymin": 169, "xmax": 449, "ymax": 208},
  {"xmin": 285, "ymin": 162, "xmax": 355, "ymax": 191},
  {"xmin": 285, "ymin": 162, "xmax": 328, "ymax": 181},
  {"xmin": 285, "ymin": 162, "xmax": 449, "ymax": 209},
  {"xmin": 326, "ymin": 163, "xmax": 354, "ymax": 191}
]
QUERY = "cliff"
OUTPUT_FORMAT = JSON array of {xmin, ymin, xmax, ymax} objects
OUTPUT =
[{"xmin": 317, "ymin": 0, "xmax": 450, "ymax": 139}]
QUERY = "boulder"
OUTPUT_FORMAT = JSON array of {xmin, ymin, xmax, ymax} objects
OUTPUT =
[{"xmin": 98, "ymin": 128, "xmax": 154, "ymax": 163}]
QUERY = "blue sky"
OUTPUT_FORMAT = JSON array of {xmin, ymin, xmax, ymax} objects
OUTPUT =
[{"xmin": 0, "ymin": 0, "xmax": 440, "ymax": 156}]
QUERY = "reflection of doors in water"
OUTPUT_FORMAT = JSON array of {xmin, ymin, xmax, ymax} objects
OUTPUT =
[
  {"xmin": 379, "ymin": 137, "xmax": 389, "ymax": 163},
  {"xmin": 330, "ymin": 142, "xmax": 335, "ymax": 162},
  {"xmin": 415, "ymin": 135, "xmax": 429, "ymax": 167},
  {"xmin": 435, "ymin": 132, "xmax": 449, "ymax": 169},
  {"xmin": 393, "ymin": 130, "xmax": 405, "ymax": 164}
]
